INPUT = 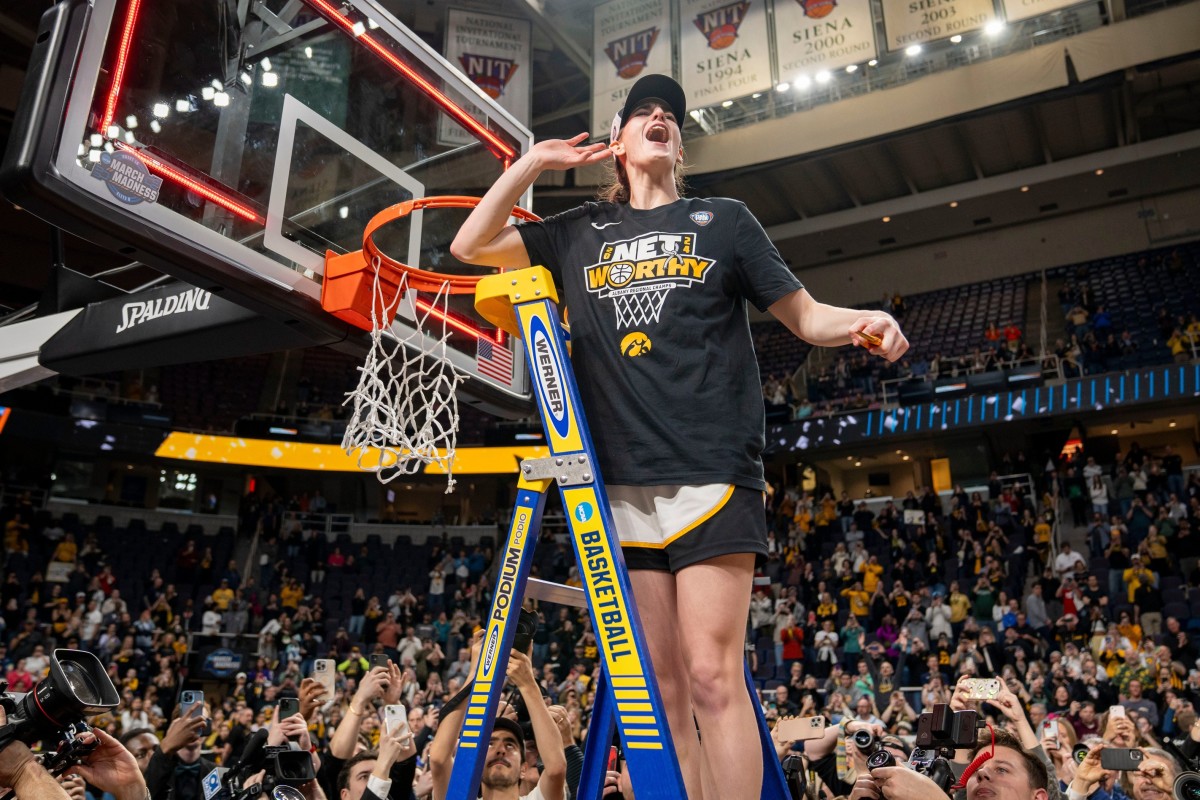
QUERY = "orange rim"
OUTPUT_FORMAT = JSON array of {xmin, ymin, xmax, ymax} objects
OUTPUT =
[{"xmin": 361, "ymin": 195, "xmax": 540, "ymax": 294}]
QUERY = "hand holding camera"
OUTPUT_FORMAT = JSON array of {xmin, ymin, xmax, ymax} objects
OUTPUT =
[{"xmin": 66, "ymin": 728, "xmax": 149, "ymax": 800}]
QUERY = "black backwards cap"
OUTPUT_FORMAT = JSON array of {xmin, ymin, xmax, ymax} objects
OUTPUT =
[{"xmin": 610, "ymin": 74, "xmax": 687, "ymax": 142}]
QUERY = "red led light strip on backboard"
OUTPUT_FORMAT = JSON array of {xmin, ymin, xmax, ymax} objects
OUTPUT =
[
  {"xmin": 303, "ymin": 0, "xmax": 517, "ymax": 162},
  {"xmin": 414, "ymin": 298, "xmax": 504, "ymax": 344},
  {"xmin": 114, "ymin": 143, "xmax": 264, "ymax": 223},
  {"xmin": 99, "ymin": 0, "xmax": 143, "ymax": 134}
]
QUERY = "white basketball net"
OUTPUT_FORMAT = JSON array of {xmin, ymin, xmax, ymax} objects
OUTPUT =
[
  {"xmin": 341, "ymin": 256, "xmax": 468, "ymax": 491},
  {"xmin": 612, "ymin": 283, "xmax": 671, "ymax": 327}
]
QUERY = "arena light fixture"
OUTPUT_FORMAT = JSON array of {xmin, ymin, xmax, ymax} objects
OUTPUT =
[
  {"xmin": 846, "ymin": 64, "xmax": 858, "ymax": 73},
  {"xmin": 868, "ymin": 59, "xmax": 878, "ymax": 66},
  {"xmin": 776, "ymin": 82, "xmax": 790, "ymax": 92},
  {"xmin": 721, "ymin": 100, "xmax": 733, "ymax": 108},
  {"xmin": 984, "ymin": 19, "xmax": 1005, "ymax": 35},
  {"xmin": 795, "ymin": 75, "xmax": 813, "ymax": 90},
  {"xmin": 950, "ymin": 35, "xmax": 963, "ymax": 43},
  {"xmin": 949, "ymin": 201, "xmax": 958, "ymax": 208},
  {"xmin": 1095, "ymin": 169, "xmax": 1104, "ymax": 175},
  {"xmin": 905, "ymin": 44, "xmax": 922, "ymax": 56},
  {"xmin": 1020, "ymin": 185, "xmax": 1030, "ymax": 192},
  {"xmin": 882, "ymin": 216, "xmax": 891, "ymax": 222},
  {"xmin": 1111, "ymin": 429, "xmax": 1119, "ymax": 435}
]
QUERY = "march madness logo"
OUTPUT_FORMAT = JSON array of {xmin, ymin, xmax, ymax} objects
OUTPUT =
[
  {"xmin": 605, "ymin": 27, "xmax": 660, "ymax": 79},
  {"xmin": 458, "ymin": 53, "xmax": 519, "ymax": 99},
  {"xmin": 798, "ymin": 0, "xmax": 837, "ymax": 18},
  {"xmin": 694, "ymin": 1, "xmax": 751, "ymax": 49},
  {"xmin": 584, "ymin": 232, "xmax": 715, "ymax": 328}
]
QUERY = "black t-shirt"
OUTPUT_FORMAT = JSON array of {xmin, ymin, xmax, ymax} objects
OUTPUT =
[{"xmin": 517, "ymin": 198, "xmax": 803, "ymax": 489}]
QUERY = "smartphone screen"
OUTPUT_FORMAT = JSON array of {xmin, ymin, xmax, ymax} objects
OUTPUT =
[{"xmin": 607, "ymin": 746, "xmax": 619, "ymax": 772}]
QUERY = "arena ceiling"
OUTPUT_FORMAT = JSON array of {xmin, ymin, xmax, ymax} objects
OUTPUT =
[{"xmin": 0, "ymin": 2, "xmax": 1197, "ymax": 312}]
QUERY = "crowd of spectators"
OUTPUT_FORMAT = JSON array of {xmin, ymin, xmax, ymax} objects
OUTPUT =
[{"xmin": 2, "ymin": 438, "xmax": 1200, "ymax": 799}]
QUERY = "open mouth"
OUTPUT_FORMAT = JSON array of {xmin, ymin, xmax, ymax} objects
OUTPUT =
[{"xmin": 646, "ymin": 124, "xmax": 669, "ymax": 143}]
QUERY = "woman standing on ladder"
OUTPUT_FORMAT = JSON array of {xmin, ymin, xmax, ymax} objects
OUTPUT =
[{"xmin": 452, "ymin": 74, "xmax": 908, "ymax": 800}]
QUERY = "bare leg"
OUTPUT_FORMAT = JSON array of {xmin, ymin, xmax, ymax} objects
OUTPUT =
[
  {"xmin": 676, "ymin": 553, "xmax": 760, "ymax": 800},
  {"xmin": 629, "ymin": 569, "xmax": 705, "ymax": 800}
]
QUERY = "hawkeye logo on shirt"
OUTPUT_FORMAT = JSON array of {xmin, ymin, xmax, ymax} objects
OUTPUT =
[{"xmin": 583, "ymin": 232, "xmax": 715, "ymax": 335}]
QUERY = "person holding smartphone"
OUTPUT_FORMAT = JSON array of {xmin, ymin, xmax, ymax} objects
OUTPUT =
[{"xmin": 143, "ymin": 702, "xmax": 214, "ymax": 800}]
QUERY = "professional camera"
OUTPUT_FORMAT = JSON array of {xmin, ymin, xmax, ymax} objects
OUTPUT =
[
  {"xmin": 905, "ymin": 704, "xmax": 981, "ymax": 795},
  {"xmin": 915, "ymin": 704, "xmax": 979, "ymax": 750},
  {"xmin": 511, "ymin": 608, "xmax": 539, "ymax": 654},
  {"xmin": 1175, "ymin": 772, "xmax": 1200, "ymax": 800},
  {"xmin": 852, "ymin": 731, "xmax": 901, "ymax": 771},
  {"xmin": 782, "ymin": 753, "xmax": 808, "ymax": 800},
  {"xmin": 0, "ymin": 649, "xmax": 119, "ymax": 775},
  {"xmin": 209, "ymin": 732, "xmax": 317, "ymax": 800}
]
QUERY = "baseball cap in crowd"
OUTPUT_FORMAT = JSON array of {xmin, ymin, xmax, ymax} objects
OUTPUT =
[
  {"xmin": 492, "ymin": 717, "xmax": 526, "ymax": 756},
  {"xmin": 610, "ymin": 74, "xmax": 687, "ymax": 143}
]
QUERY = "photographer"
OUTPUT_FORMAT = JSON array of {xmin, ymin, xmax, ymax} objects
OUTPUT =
[
  {"xmin": 948, "ymin": 673, "xmax": 1060, "ymax": 800},
  {"xmin": 851, "ymin": 728, "xmax": 1051, "ymax": 800},
  {"xmin": 1068, "ymin": 744, "xmax": 1181, "ymax": 800},
  {"xmin": 143, "ymin": 702, "xmax": 213, "ymax": 800}
]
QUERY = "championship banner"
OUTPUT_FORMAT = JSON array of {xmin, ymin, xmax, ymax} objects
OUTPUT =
[
  {"xmin": 592, "ymin": 0, "xmax": 673, "ymax": 136},
  {"xmin": 773, "ymin": 0, "xmax": 878, "ymax": 79},
  {"xmin": 1001, "ymin": 0, "xmax": 1085, "ymax": 22},
  {"xmin": 680, "ymin": 0, "xmax": 774, "ymax": 108},
  {"xmin": 880, "ymin": 0, "xmax": 997, "ymax": 50},
  {"xmin": 441, "ymin": 9, "xmax": 531, "ymax": 147}
]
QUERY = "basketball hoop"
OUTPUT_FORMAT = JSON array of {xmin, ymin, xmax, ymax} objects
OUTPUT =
[{"xmin": 321, "ymin": 196, "xmax": 539, "ymax": 491}]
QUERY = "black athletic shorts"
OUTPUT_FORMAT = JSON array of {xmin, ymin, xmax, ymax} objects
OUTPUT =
[{"xmin": 607, "ymin": 484, "xmax": 769, "ymax": 573}]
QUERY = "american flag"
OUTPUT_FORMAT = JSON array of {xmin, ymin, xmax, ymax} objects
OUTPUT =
[{"xmin": 476, "ymin": 337, "xmax": 513, "ymax": 384}]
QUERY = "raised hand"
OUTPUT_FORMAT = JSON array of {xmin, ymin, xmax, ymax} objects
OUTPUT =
[{"xmin": 529, "ymin": 134, "xmax": 612, "ymax": 172}]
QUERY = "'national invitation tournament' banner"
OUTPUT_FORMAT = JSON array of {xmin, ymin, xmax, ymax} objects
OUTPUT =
[
  {"xmin": 680, "ymin": 0, "xmax": 774, "ymax": 108},
  {"xmin": 592, "ymin": 0, "xmax": 673, "ymax": 137},
  {"xmin": 773, "ymin": 0, "xmax": 878, "ymax": 79},
  {"xmin": 441, "ymin": 9, "xmax": 531, "ymax": 147},
  {"xmin": 880, "ymin": 0, "xmax": 997, "ymax": 50},
  {"xmin": 1001, "ymin": 0, "xmax": 1084, "ymax": 22}
]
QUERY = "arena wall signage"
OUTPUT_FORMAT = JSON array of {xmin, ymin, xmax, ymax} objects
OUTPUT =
[
  {"xmin": 441, "ymin": 9, "xmax": 531, "ymax": 147},
  {"xmin": 773, "ymin": 0, "xmax": 880, "ymax": 78},
  {"xmin": 1000, "ymin": 0, "xmax": 1086, "ymax": 23},
  {"xmin": 680, "ymin": 0, "xmax": 774, "ymax": 107},
  {"xmin": 592, "ymin": 0, "xmax": 674, "ymax": 136},
  {"xmin": 880, "ymin": 0, "xmax": 999, "ymax": 50}
]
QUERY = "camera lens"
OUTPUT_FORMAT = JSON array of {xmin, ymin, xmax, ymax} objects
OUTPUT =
[
  {"xmin": 60, "ymin": 660, "xmax": 103, "ymax": 705},
  {"xmin": 852, "ymin": 730, "xmax": 876, "ymax": 751},
  {"xmin": 1073, "ymin": 744, "xmax": 1090, "ymax": 765},
  {"xmin": 867, "ymin": 750, "xmax": 897, "ymax": 770},
  {"xmin": 1173, "ymin": 773, "xmax": 1200, "ymax": 800},
  {"xmin": 272, "ymin": 788, "xmax": 306, "ymax": 800}
]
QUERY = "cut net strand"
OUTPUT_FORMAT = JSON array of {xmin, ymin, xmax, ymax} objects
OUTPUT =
[{"xmin": 341, "ymin": 256, "xmax": 467, "ymax": 491}]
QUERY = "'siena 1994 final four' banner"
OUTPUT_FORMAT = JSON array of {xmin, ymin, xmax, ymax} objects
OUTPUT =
[
  {"xmin": 680, "ymin": 0, "xmax": 774, "ymax": 108},
  {"xmin": 773, "ymin": 0, "xmax": 878, "ymax": 79},
  {"xmin": 880, "ymin": 0, "xmax": 997, "ymax": 50},
  {"xmin": 441, "ymin": 9, "xmax": 531, "ymax": 147},
  {"xmin": 592, "ymin": 0, "xmax": 673, "ymax": 137}
]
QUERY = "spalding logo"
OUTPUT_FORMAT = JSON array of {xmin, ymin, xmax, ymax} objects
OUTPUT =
[{"xmin": 530, "ymin": 317, "xmax": 570, "ymax": 439}]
